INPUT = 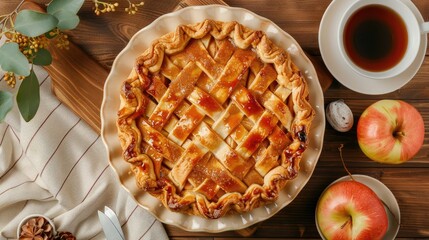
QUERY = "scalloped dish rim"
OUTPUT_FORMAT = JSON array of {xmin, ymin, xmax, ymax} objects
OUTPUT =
[{"xmin": 100, "ymin": 5, "xmax": 325, "ymax": 233}]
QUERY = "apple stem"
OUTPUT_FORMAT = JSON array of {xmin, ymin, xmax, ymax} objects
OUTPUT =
[
  {"xmin": 394, "ymin": 131, "xmax": 405, "ymax": 138},
  {"xmin": 340, "ymin": 215, "xmax": 353, "ymax": 230},
  {"xmin": 338, "ymin": 144, "xmax": 355, "ymax": 181}
]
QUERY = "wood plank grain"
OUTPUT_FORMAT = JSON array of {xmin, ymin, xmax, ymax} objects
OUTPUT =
[
  {"xmin": 70, "ymin": 0, "xmax": 182, "ymax": 69},
  {"xmin": 47, "ymin": 41, "xmax": 107, "ymax": 133},
  {"xmin": 3, "ymin": 1, "xmax": 429, "ymax": 238},
  {"xmin": 170, "ymin": 238, "xmax": 213, "ymax": 240},
  {"xmin": 175, "ymin": 0, "xmax": 227, "ymax": 9}
]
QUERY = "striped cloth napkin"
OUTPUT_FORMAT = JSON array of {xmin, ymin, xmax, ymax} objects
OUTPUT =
[{"xmin": 0, "ymin": 65, "xmax": 168, "ymax": 240}]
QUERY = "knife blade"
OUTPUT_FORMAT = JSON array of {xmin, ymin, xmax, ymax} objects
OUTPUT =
[
  {"xmin": 98, "ymin": 210, "xmax": 125, "ymax": 240},
  {"xmin": 104, "ymin": 206, "xmax": 125, "ymax": 239}
]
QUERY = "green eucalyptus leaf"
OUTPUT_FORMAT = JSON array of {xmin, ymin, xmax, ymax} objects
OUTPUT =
[
  {"xmin": 15, "ymin": 10, "xmax": 58, "ymax": 37},
  {"xmin": 53, "ymin": 10, "xmax": 80, "ymax": 30},
  {"xmin": 0, "ymin": 91, "xmax": 13, "ymax": 122},
  {"xmin": 0, "ymin": 42, "xmax": 30, "ymax": 76},
  {"xmin": 47, "ymin": 0, "xmax": 85, "ymax": 15},
  {"xmin": 33, "ymin": 49, "xmax": 53, "ymax": 66},
  {"xmin": 17, "ymin": 69, "xmax": 40, "ymax": 122}
]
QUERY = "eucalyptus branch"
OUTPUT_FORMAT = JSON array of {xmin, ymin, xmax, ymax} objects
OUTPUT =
[
  {"xmin": 0, "ymin": 0, "xmax": 25, "ymax": 25},
  {"xmin": 0, "ymin": 0, "xmax": 25, "ymax": 38},
  {"xmin": 0, "ymin": 0, "xmax": 146, "ymax": 123},
  {"xmin": 0, "ymin": 18, "xmax": 15, "ymax": 38},
  {"xmin": 13, "ymin": 0, "xmax": 26, "ymax": 14}
]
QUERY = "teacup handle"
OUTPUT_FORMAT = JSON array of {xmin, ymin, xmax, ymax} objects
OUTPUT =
[{"xmin": 421, "ymin": 22, "xmax": 429, "ymax": 34}]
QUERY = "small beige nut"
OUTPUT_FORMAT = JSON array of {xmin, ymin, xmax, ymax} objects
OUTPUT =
[{"xmin": 326, "ymin": 99, "xmax": 354, "ymax": 132}]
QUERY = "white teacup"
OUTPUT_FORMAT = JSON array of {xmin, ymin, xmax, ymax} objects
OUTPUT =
[{"xmin": 338, "ymin": 0, "xmax": 429, "ymax": 80}]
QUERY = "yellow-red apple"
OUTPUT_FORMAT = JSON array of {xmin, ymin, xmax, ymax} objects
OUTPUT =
[
  {"xmin": 357, "ymin": 99, "xmax": 424, "ymax": 164},
  {"xmin": 316, "ymin": 180, "xmax": 388, "ymax": 240}
]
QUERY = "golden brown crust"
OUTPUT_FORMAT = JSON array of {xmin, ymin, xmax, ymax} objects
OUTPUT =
[{"xmin": 117, "ymin": 19, "xmax": 315, "ymax": 219}]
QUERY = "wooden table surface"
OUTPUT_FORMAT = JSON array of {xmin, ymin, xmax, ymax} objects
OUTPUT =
[{"xmin": 3, "ymin": 0, "xmax": 429, "ymax": 239}]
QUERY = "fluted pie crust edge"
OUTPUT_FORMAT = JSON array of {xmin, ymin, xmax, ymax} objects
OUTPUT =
[{"xmin": 116, "ymin": 19, "xmax": 315, "ymax": 219}]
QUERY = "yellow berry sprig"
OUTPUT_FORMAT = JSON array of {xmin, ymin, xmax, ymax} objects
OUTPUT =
[
  {"xmin": 1, "ymin": 71, "xmax": 24, "ymax": 88},
  {"xmin": 0, "ymin": 28, "xmax": 70, "ymax": 89},
  {"xmin": 125, "ymin": 1, "xmax": 145, "ymax": 15},
  {"xmin": 9, "ymin": 32, "xmax": 49, "ymax": 58},
  {"xmin": 2, "ymin": 32, "xmax": 47, "ymax": 88},
  {"xmin": 49, "ymin": 29, "xmax": 70, "ymax": 50},
  {"xmin": 92, "ymin": 0, "xmax": 145, "ymax": 15},
  {"xmin": 93, "ymin": 0, "xmax": 119, "ymax": 15},
  {"xmin": 1, "ymin": 1, "xmax": 26, "ymax": 88}
]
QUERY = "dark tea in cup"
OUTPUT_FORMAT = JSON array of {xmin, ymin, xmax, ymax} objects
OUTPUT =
[
  {"xmin": 338, "ymin": 0, "xmax": 422, "ymax": 79},
  {"xmin": 343, "ymin": 4, "xmax": 408, "ymax": 72}
]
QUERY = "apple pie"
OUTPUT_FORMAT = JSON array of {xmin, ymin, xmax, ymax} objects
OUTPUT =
[{"xmin": 117, "ymin": 19, "xmax": 315, "ymax": 219}]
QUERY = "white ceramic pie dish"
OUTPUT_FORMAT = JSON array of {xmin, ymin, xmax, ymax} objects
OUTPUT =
[{"xmin": 100, "ymin": 5, "xmax": 325, "ymax": 232}]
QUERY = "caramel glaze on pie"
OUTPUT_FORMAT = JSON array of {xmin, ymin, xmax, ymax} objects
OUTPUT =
[{"xmin": 117, "ymin": 19, "xmax": 315, "ymax": 219}]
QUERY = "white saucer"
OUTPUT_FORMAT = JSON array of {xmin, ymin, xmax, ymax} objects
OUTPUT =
[
  {"xmin": 316, "ymin": 175, "xmax": 401, "ymax": 240},
  {"xmin": 319, "ymin": 0, "xmax": 427, "ymax": 95}
]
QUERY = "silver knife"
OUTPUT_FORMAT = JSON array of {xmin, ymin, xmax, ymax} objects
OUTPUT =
[
  {"xmin": 98, "ymin": 208, "xmax": 125, "ymax": 240},
  {"xmin": 104, "ymin": 206, "xmax": 125, "ymax": 239}
]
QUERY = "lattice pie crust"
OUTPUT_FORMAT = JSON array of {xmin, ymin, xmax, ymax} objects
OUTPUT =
[{"xmin": 117, "ymin": 19, "xmax": 315, "ymax": 219}]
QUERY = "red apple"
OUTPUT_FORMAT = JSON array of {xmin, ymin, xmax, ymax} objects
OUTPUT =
[
  {"xmin": 316, "ymin": 180, "xmax": 388, "ymax": 240},
  {"xmin": 357, "ymin": 99, "xmax": 425, "ymax": 164}
]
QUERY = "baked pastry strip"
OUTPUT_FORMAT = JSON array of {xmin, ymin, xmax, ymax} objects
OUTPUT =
[{"xmin": 117, "ymin": 20, "xmax": 315, "ymax": 218}]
